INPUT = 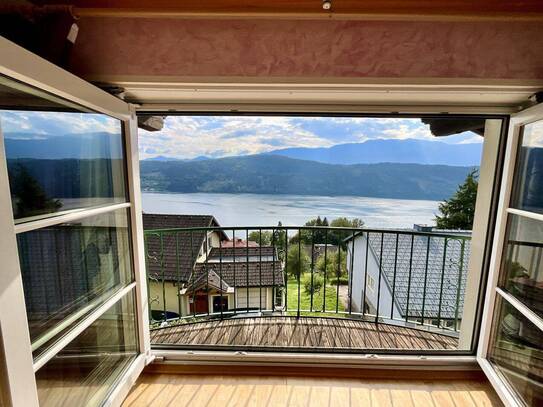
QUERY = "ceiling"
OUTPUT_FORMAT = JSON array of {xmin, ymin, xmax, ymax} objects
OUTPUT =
[{"xmin": 29, "ymin": 0, "xmax": 543, "ymax": 20}]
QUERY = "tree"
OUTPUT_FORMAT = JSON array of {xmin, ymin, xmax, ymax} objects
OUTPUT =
[
  {"xmin": 286, "ymin": 244, "xmax": 310, "ymax": 278},
  {"xmin": 329, "ymin": 217, "xmax": 364, "ymax": 248},
  {"xmin": 289, "ymin": 216, "xmax": 329, "ymax": 245},
  {"xmin": 248, "ymin": 230, "xmax": 273, "ymax": 246},
  {"xmin": 247, "ymin": 224, "xmax": 286, "ymax": 260},
  {"xmin": 289, "ymin": 216, "xmax": 364, "ymax": 247},
  {"xmin": 316, "ymin": 250, "xmax": 347, "ymax": 277},
  {"xmin": 10, "ymin": 165, "xmax": 62, "ymax": 218},
  {"xmin": 435, "ymin": 169, "xmax": 478, "ymax": 230},
  {"xmin": 302, "ymin": 273, "xmax": 324, "ymax": 296}
]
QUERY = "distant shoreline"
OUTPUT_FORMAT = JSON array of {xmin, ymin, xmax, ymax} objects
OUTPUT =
[
  {"xmin": 141, "ymin": 192, "xmax": 440, "ymax": 229},
  {"xmin": 141, "ymin": 190, "xmax": 442, "ymax": 203}
]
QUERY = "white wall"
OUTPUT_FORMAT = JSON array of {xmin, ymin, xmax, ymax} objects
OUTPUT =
[
  {"xmin": 149, "ymin": 280, "xmax": 186, "ymax": 316},
  {"xmin": 348, "ymin": 234, "xmax": 402, "ymax": 320}
]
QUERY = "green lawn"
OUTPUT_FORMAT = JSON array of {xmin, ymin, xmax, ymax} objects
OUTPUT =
[{"xmin": 285, "ymin": 275, "xmax": 346, "ymax": 316}]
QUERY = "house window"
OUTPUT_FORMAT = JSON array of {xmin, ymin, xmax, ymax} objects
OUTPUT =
[
  {"xmin": 275, "ymin": 287, "xmax": 283, "ymax": 307},
  {"xmin": 366, "ymin": 274, "xmax": 375, "ymax": 292},
  {"xmin": 4, "ymin": 109, "xmax": 127, "ymax": 223},
  {"xmin": 485, "ymin": 118, "xmax": 543, "ymax": 406},
  {"xmin": 0, "ymin": 74, "xmax": 138, "ymax": 405},
  {"xmin": 18, "ymin": 208, "xmax": 133, "ymax": 359},
  {"xmin": 35, "ymin": 292, "xmax": 138, "ymax": 406},
  {"xmin": 212, "ymin": 295, "xmax": 228, "ymax": 313}
]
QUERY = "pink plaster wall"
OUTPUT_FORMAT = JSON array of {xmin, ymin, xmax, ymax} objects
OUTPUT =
[{"xmin": 70, "ymin": 17, "xmax": 543, "ymax": 80}]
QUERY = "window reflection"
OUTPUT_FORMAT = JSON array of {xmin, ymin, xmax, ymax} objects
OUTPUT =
[
  {"xmin": 0, "ymin": 76, "xmax": 127, "ymax": 222},
  {"xmin": 489, "ymin": 297, "xmax": 543, "ymax": 406},
  {"xmin": 511, "ymin": 120, "xmax": 543, "ymax": 214},
  {"xmin": 500, "ymin": 215, "xmax": 543, "ymax": 318},
  {"xmin": 17, "ymin": 209, "xmax": 133, "ymax": 358},
  {"xmin": 36, "ymin": 293, "xmax": 138, "ymax": 407}
]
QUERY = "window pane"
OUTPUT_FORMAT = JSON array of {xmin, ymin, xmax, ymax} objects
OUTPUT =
[
  {"xmin": 17, "ymin": 208, "xmax": 134, "ymax": 358},
  {"xmin": 0, "ymin": 76, "xmax": 127, "ymax": 222},
  {"xmin": 488, "ymin": 296, "xmax": 543, "ymax": 406},
  {"xmin": 36, "ymin": 292, "xmax": 138, "ymax": 407},
  {"xmin": 511, "ymin": 119, "xmax": 543, "ymax": 214},
  {"xmin": 500, "ymin": 214, "xmax": 543, "ymax": 318}
]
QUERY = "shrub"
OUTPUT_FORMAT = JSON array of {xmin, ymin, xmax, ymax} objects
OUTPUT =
[
  {"xmin": 316, "ymin": 251, "xmax": 347, "ymax": 276},
  {"xmin": 328, "ymin": 276, "xmax": 349, "ymax": 285},
  {"xmin": 302, "ymin": 273, "xmax": 324, "ymax": 296}
]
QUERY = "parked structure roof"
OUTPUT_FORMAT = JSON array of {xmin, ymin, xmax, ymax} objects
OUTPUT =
[{"xmin": 348, "ymin": 229, "xmax": 471, "ymax": 320}]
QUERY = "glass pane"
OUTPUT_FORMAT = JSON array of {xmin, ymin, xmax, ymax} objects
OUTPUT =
[
  {"xmin": 0, "ymin": 75, "xmax": 127, "ymax": 223},
  {"xmin": 488, "ymin": 296, "xmax": 543, "ymax": 406},
  {"xmin": 511, "ymin": 119, "xmax": 543, "ymax": 214},
  {"xmin": 16, "ymin": 208, "xmax": 134, "ymax": 358},
  {"xmin": 36, "ymin": 292, "xmax": 138, "ymax": 407},
  {"xmin": 500, "ymin": 214, "xmax": 543, "ymax": 318}
]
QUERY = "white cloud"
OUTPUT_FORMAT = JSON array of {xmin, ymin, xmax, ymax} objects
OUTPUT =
[
  {"xmin": 139, "ymin": 116, "xmax": 478, "ymax": 159},
  {"xmin": 525, "ymin": 120, "xmax": 543, "ymax": 147},
  {"xmin": 0, "ymin": 111, "xmax": 120, "ymax": 136},
  {"xmin": 139, "ymin": 116, "xmax": 336, "ymax": 159}
]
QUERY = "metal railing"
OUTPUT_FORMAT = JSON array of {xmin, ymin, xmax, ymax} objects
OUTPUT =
[{"xmin": 143, "ymin": 225, "xmax": 471, "ymax": 336}]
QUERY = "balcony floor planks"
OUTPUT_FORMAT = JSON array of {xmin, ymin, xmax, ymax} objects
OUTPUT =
[{"xmin": 150, "ymin": 317, "xmax": 458, "ymax": 351}]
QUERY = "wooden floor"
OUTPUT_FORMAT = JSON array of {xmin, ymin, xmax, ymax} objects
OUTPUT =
[
  {"xmin": 151, "ymin": 317, "xmax": 458, "ymax": 351},
  {"xmin": 123, "ymin": 373, "xmax": 503, "ymax": 406}
]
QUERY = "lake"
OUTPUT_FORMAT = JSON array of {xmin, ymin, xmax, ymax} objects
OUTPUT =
[{"xmin": 142, "ymin": 192, "xmax": 440, "ymax": 229}]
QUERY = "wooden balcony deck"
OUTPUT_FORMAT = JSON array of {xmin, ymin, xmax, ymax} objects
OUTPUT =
[{"xmin": 150, "ymin": 316, "xmax": 458, "ymax": 351}]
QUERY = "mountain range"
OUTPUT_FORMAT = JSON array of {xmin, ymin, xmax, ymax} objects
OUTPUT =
[
  {"xmin": 5, "ymin": 133, "xmax": 479, "ymax": 201},
  {"xmin": 140, "ymin": 154, "xmax": 475, "ymax": 200},
  {"xmin": 266, "ymin": 138, "xmax": 482, "ymax": 166}
]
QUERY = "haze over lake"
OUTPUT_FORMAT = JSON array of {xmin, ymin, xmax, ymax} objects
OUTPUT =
[{"xmin": 142, "ymin": 192, "xmax": 440, "ymax": 229}]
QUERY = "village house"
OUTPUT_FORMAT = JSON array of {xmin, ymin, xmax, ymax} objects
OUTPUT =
[
  {"xmin": 143, "ymin": 213, "xmax": 284, "ymax": 320},
  {"xmin": 346, "ymin": 225, "xmax": 471, "ymax": 331}
]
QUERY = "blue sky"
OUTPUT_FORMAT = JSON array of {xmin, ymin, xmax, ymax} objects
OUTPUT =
[{"xmin": 138, "ymin": 116, "xmax": 483, "ymax": 159}]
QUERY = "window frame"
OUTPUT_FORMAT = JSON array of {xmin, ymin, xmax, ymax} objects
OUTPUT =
[
  {"xmin": 477, "ymin": 102, "xmax": 543, "ymax": 407},
  {"xmin": 137, "ymin": 110, "xmax": 507, "ymax": 357},
  {"xmin": 0, "ymin": 37, "xmax": 150, "ymax": 407}
]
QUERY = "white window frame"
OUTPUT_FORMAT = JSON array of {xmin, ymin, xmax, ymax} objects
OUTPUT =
[
  {"xmin": 138, "ymin": 109, "xmax": 507, "ymax": 367},
  {"xmin": 0, "ymin": 37, "xmax": 150, "ymax": 407},
  {"xmin": 477, "ymin": 102, "xmax": 543, "ymax": 407}
]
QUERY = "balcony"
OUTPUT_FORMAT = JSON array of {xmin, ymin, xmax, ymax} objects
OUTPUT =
[{"xmin": 144, "ymin": 223, "xmax": 471, "ymax": 353}]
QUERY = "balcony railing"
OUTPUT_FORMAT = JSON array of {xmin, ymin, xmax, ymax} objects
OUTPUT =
[{"xmin": 144, "ymin": 226, "xmax": 471, "ymax": 352}]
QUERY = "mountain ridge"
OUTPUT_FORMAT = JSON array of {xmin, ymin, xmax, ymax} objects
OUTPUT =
[
  {"xmin": 140, "ymin": 154, "xmax": 476, "ymax": 201},
  {"xmin": 267, "ymin": 138, "xmax": 482, "ymax": 166}
]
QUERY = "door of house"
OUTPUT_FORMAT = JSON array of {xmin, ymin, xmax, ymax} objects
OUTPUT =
[
  {"xmin": 190, "ymin": 293, "xmax": 209, "ymax": 314},
  {"xmin": 478, "ymin": 103, "xmax": 543, "ymax": 406}
]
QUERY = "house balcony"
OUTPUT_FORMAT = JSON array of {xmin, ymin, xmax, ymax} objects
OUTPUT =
[{"xmin": 144, "ymin": 225, "xmax": 472, "ymax": 353}]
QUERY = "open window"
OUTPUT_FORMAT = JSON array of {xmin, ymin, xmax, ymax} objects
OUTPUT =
[
  {"xmin": 139, "ymin": 112, "xmax": 506, "ymax": 356},
  {"xmin": 0, "ymin": 39, "xmax": 149, "ymax": 407},
  {"xmin": 478, "ymin": 104, "xmax": 543, "ymax": 406}
]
